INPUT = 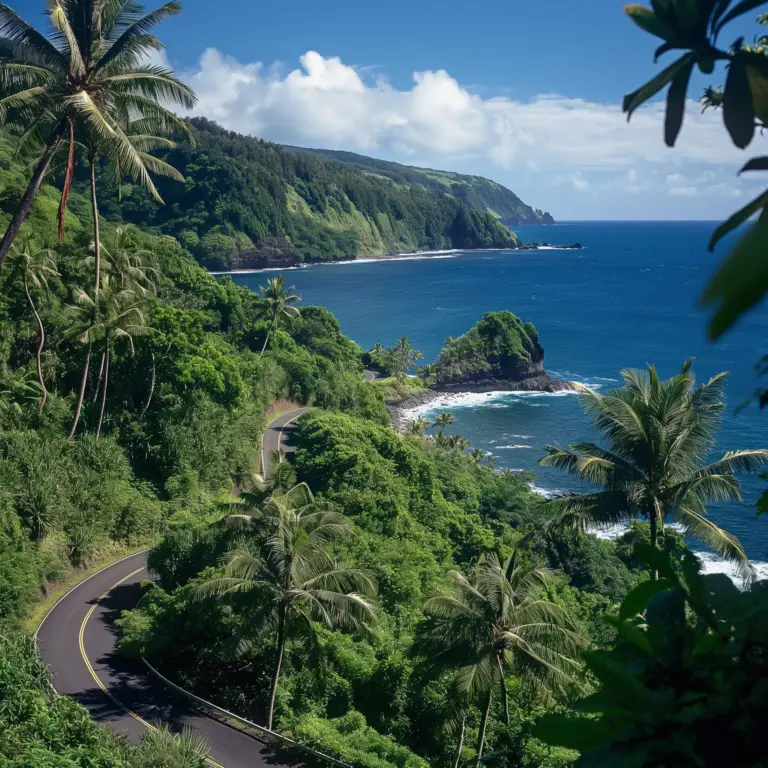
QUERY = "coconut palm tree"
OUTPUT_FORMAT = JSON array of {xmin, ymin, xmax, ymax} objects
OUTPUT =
[
  {"xmin": 65, "ymin": 275, "xmax": 152, "ymax": 438},
  {"xmin": 3, "ymin": 241, "xmax": 57, "ymax": 410},
  {"xmin": 0, "ymin": 0, "xmax": 196, "ymax": 265},
  {"xmin": 419, "ymin": 553, "xmax": 582, "ymax": 765},
  {"xmin": 387, "ymin": 336, "xmax": 423, "ymax": 381},
  {"xmin": 539, "ymin": 361, "xmax": 768, "ymax": 579},
  {"xmin": 196, "ymin": 485, "xmax": 376, "ymax": 730},
  {"xmin": 406, "ymin": 416, "xmax": 430, "ymax": 436},
  {"xmin": 470, "ymin": 448, "xmax": 487, "ymax": 465},
  {"xmin": 96, "ymin": 227, "xmax": 159, "ymax": 295},
  {"xmin": 257, "ymin": 276, "xmax": 301, "ymax": 356},
  {"xmin": 434, "ymin": 411, "xmax": 455, "ymax": 433}
]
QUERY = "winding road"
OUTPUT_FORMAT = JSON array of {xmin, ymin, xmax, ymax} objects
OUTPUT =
[{"xmin": 37, "ymin": 406, "xmax": 310, "ymax": 768}]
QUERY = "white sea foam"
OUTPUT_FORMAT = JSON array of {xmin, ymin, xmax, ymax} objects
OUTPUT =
[
  {"xmin": 509, "ymin": 434, "xmax": 534, "ymax": 439},
  {"xmin": 497, "ymin": 444, "xmax": 533, "ymax": 450},
  {"xmin": 529, "ymin": 484, "xmax": 768, "ymax": 586},
  {"xmin": 399, "ymin": 387, "xmax": 587, "ymax": 421}
]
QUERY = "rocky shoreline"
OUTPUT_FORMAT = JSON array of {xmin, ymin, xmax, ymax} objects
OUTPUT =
[
  {"xmin": 212, "ymin": 242, "xmax": 584, "ymax": 274},
  {"xmin": 387, "ymin": 376, "xmax": 574, "ymax": 431}
]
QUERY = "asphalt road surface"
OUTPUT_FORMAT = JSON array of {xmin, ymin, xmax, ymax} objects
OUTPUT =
[{"xmin": 37, "ymin": 408, "xmax": 313, "ymax": 768}]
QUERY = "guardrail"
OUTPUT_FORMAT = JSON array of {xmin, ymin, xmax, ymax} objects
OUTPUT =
[{"xmin": 140, "ymin": 655, "xmax": 352, "ymax": 768}]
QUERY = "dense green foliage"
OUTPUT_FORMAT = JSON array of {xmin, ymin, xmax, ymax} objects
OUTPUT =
[
  {"xmin": 287, "ymin": 147, "xmax": 555, "ymax": 226},
  {"xmin": 87, "ymin": 118, "xmax": 521, "ymax": 268},
  {"xmin": 0, "ymin": 630, "xmax": 207, "ymax": 767},
  {"xmin": 119, "ymin": 408, "xmax": 662, "ymax": 767},
  {"xmin": 428, "ymin": 311, "xmax": 543, "ymax": 386},
  {"xmin": 536, "ymin": 544, "xmax": 768, "ymax": 767}
]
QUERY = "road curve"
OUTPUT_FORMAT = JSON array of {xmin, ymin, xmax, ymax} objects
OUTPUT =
[
  {"xmin": 261, "ymin": 407, "xmax": 309, "ymax": 476},
  {"xmin": 38, "ymin": 408, "xmax": 311, "ymax": 768}
]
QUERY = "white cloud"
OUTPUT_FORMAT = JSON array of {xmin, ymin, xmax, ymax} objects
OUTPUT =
[
  {"xmin": 179, "ymin": 49, "xmax": 746, "ymax": 175},
  {"xmin": 669, "ymin": 186, "xmax": 698, "ymax": 197}
]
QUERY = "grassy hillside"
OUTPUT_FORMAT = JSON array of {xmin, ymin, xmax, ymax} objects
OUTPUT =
[
  {"xmin": 289, "ymin": 147, "xmax": 555, "ymax": 226},
  {"xmin": 85, "ymin": 118, "xmax": 521, "ymax": 270}
]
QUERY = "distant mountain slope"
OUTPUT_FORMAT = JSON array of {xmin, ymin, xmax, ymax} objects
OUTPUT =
[
  {"xmin": 90, "ymin": 118, "xmax": 523, "ymax": 270},
  {"xmin": 287, "ymin": 147, "xmax": 555, "ymax": 227}
]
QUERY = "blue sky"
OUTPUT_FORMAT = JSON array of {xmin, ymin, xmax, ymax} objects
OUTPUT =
[{"xmin": 16, "ymin": 0, "xmax": 765, "ymax": 220}]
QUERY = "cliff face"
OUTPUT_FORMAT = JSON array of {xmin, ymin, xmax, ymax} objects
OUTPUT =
[
  {"xmin": 431, "ymin": 311, "xmax": 571, "ymax": 393},
  {"xmin": 287, "ymin": 147, "xmax": 555, "ymax": 226}
]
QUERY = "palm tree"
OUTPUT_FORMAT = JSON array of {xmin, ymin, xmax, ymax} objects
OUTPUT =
[
  {"xmin": 4, "ymin": 241, "xmax": 57, "ymax": 410},
  {"xmin": 258, "ymin": 276, "xmax": 301, "ymax": 356},
  {"xmin": 470, "ymin": 448, "xmax": 486, "ymax": 465},
  {"xmin": 196, "ymin": 485, "xmax": 376, "ymax": 730},
  {"xmin": 539, "ymin": 362, "xmax": 768, "ymax": 579},
  {"xmin": 0, "ymin": 0, "xmax": 196, "ymax": 265},
  {"xmin": 65, "ymin": 276, "xmax": 152, "ymax": 438},
  {"xmin": 434, "ymin": 411, "xmax": 455, "ymax": 433},
  {"xmin": 406, "ymin": 416, "xmax": 429, "ymax": 436},
  {"xmin": 387, "ymin": 336, "xmax": 423, "ymax": 381},
  {"xmin": 419, "ymin": 553, "xmax": 582, "ymax": 766},
  {"xmin": 97, "ymin": 227, "xmax": 159, "ymax": 295}
]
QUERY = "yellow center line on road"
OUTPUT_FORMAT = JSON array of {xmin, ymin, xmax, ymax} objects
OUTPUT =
[{"xmin": 78, "ymin": 567, "xmax": 226, "ymax": 768}]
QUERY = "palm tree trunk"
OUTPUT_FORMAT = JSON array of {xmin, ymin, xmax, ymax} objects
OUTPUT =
[
  {"xmin": 23, "ymin": 275, "xmax": 47, "ymax": 412},
  {"xmin": 90, "ymin": 161, "xmax": 101, "ymax": 293},
  {"xmin": 96, "ymin": 338, "xmax": 110, "ymax": 439},
  {"xmin": 57, "ymin": 120, "xmax": 75, "ymax": 241},
  {"xmin": 475, "ymin": 689, "xmax": 493, "ymax": 767},
  {"xmin": 267, "ymin": 605, "xmax": 286, "ymax": 730},
  {"xmin": 140, "ymin": 349, "xmax": 156, "ymax": 418},
  {"xmin": 92, "ymin": 351, "xmax": 106, "ymax": 404},
  {"xmin": 497, "ymin": 655, "xmax": 510, "ymax": 726},
  {"xmin": 0, "ymin": 124, "xmax": 66, "ymax": 267},
  {"xmin": 260, "ymin": 319, "xmax": 275, "ymax": 357},
  {"xmin": 68, "ymin": 344, "xmax": 91, "ymax": 440},
  {"xmin": 453, "ymin": 715, "xmax": 466, "ymax": 768},
  {"xmin": 649, "ymin": 501, "xmax": 661, "ymax": 580}
]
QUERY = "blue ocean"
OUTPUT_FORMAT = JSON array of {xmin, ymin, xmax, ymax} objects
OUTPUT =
[{"xmin": 230, "ymin": 222, "xmax": 768, "ymax": 573}]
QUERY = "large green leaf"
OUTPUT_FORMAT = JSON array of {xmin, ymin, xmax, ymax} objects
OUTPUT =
[
  {"xmin": 533, "ymin": 713, "xmax": 617, "ymax": 751},
  {"xmin": 724, "ymin": 53, "xmax": 756, "ymax": 149},
  {"xmin": 623, "ymin": 53, "xmax": 696, "ymax": 119},
  {"xmin": 703, "ymin": 212, "xmax": 768, "ymax": 338},
  {"xmin": 709, "ymin": 189, "xmax": 768, "ymax": 251},
  {"xmin": 739, "ymin": 156, "xmax": 768, "ymax": 173},
  {"xmin": 620, "ymin": 578, "xmax": 677, "ymax": 619},
  {"xmin": 665, "ymin": 59, "xmax": 694, "ymax": 145},
  {"xmin": 715, "ymin": 0, "xmax": 768, "ymax": 33},
  {"xmin": 625, "ymin": 4, "xmax": 677, "ymax": 40},
  {"xmin": 746, "ymin": 54, "xmax": 768, "ymax": 126}
]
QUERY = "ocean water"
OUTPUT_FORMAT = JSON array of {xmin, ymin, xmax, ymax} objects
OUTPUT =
[{"xmin": 230, "ymin": 222, "xmax": 768, "ymax": 574}]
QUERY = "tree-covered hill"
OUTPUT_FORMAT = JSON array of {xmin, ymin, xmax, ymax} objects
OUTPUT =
[
  {"xmin": 85, "ymin": 118, "xmax": 523, "ymax": 270},
  {"xmin": 288, "ymin": 147, "xmax": 555, "ymax": 227}
]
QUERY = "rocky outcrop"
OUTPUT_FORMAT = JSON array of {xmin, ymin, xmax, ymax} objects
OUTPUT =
[
  {"xmin": 230, "ymin": 239, "xmax": 301, "ymax": 270},
  {"xmin": 430, "ymin": 311, "xmax": 573, "ymax": 394},
  {"xmin": 515, "ymin": 242, "xmax": 582, "ymax": 251}
]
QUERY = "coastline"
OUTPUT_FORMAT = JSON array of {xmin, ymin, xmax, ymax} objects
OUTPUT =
[
  {"xmin": 209, "ymin": 243, "xmax": 583, "ymax": 276},
  {"xmin": 387, "ymin": 386, "xmax": 578, "ymax": 431}
]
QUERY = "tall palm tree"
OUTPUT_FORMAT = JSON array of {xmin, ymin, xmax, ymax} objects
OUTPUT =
[
  {"xmin": 0, "ymin": 0, "xmax": 196, "ymax": 266},
  {"xmin": 258, "ymin": 276, "xmax": 301, "ymax": 356},
  {"xmin": 387, "ymin": 336, "xmax": 423, "ymax": 381},
  {"xmin": 87, "ymin": 227, "xmax": 158, "ymax": 403},
  {"xmin": 65, "ymin": 275, "xmax": 152, "ymax": 438},
  {"xmin": 196, "ymin": 485, "xmax": 376, "ymax": 730},
  {"xmin": 4, "ymin": 241, "xmax": 57, "ymax": 410},
  {"xmin": 419, "ymin": 553, "xmax": 583, "ymax": 765},
  {"xmin": 434, "ymin": 411, "xmax": 455, "ymax": 433},
  {"xmin": 539, "ymin": 362, "xmax": 768, "ymax": 579}
]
